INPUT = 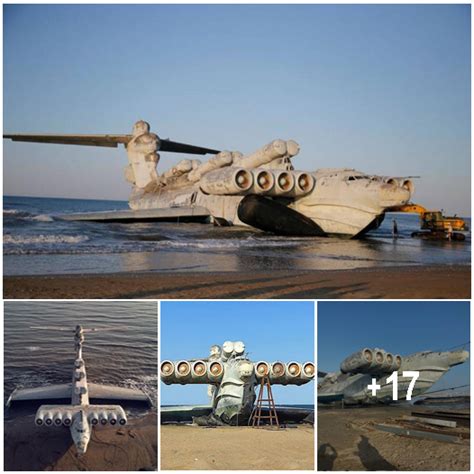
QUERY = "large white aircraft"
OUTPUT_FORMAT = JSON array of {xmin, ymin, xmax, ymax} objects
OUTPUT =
[
  {"xmin": 4, "ymin": 120, "xmax": 413, "ymax": 237},
  {"xmin": 7, "ymin": 325, "xmax": 151, "ymax": 455}
]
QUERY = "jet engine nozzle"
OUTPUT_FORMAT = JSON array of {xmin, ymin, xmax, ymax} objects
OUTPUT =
[
  {"xmin": 303, "ymin": 362, "xmax": 316, "ymax": 378},
  {"xmin": 89, "ymin": 412, "xmax": 99, "ymax": 425},
  {"xmin": 199, "ymin": 167, "xmax": 253, "ymax": 195},
  {"xmin": 53, "ymin": 413, "xmax": 63, "ymax": 426},
  {"xmin": 255, "ymin": 361, "xmax": 271, "ymax": 378},
  {"xmin": 175, "ymin": 360, "xmax": 192, "ymax": 383},
  {"xmin": 108, "ymin": 413, "xmax": 118, "ymax": 425},
  {"xmin": 44, "ymin": 412, "xmax": 53, "ymax": 426},
  {"xmin": 63, "ymin": 413, "xmax": 72, "ymax": 426},
  {"xmin": 287, "ymin": 361, "xmax": 302, "ymax": 378},
  {"xmin": 208, "ymin": 361, "xmax": 224, "ymax": 382},
  {"xmin": 99, "ymin": 412, "xmax": 108, "ymax": 425},
  {"xmin": 252, "ymin": 169, "xmax": 275, "ymax": 193},
  {"xmin": 275, "ymin": 171, "xmax": 295, "ymax": 194},
  {"xmin": 192, "ymin": 360, "xmax": 207, "ymax": 379},
  {"xmin": 295, "ymin": 172, "xmax": 315, "ymax": 194},
  {"xmin": 341, "ymin": 348, "xmax": 401, "ymax": 375},
  {"xmin": 160, "ymin": 360, "xmax": 175, "ymax": 384},
  {"xmin": 35, "ymin": 413, "xmax": 44, "ymax": 426}
]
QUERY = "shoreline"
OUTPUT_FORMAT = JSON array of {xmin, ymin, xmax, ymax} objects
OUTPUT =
[{"xmin": 4, "ymin": 264, "xmax": 470, "ymax": 299}]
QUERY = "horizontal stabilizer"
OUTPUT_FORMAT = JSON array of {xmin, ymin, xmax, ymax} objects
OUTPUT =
[
  {"xmin": 159, "ymin": 139, "xmax": 220, "ymax": 155},
  {"xmin": 7, "ymin": 384, "xmax": 71, "ymax": 407},
  {"xmin": 3, "ymin": 134, "xmax": 130, "ymax": 148}
]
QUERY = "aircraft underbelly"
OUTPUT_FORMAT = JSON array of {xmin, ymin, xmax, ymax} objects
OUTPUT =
[{"xmin": 292, "ymin": 203, "xmax": 381, "ymax": 237}]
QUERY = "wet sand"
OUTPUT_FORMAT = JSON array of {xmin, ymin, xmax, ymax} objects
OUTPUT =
[
  {"xmin": 318, "ymin": 406, "xmax": 469, "ymax": 471},
  {"xmin": 3, "ymin": 265, "xmax": 470, "ymax": 299},
  {"xmin": 161, "ymin": 424, "xmax": 314, "ymax": 470},
  {"xmin": 4, "ymin": 412, "xmax": 157, "ymax": 471}
]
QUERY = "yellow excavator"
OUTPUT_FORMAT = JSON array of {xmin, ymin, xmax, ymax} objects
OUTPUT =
[{"xmin": 391, "ymin": 204, "xmax": 469, "ymax": 241}]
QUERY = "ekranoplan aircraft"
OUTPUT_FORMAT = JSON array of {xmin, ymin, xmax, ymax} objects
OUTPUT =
[
  {"xmin": 318, "ymin": 346, "xmax": 469, "ymax": 405},
  {"xmin": 160, "ymin": 340, "xmax": 314, "ymax": 425},
  {"xmin": 7, "ymin": 325, "xmax": 151, "ymax": 455},
  {"xmin": 4, "ymin": 120, "xmax": 414, "ymax": 237}
]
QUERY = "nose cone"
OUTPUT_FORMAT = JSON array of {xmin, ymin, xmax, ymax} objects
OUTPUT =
[
  {"xmin": 449, "ymin": 350, "xmax": 469, "ymax": 367},
  {"xmin": 379, "ymin": 183, "xmax": 411, "ymax": 208},
  {"xmin": 75, "ymin": 439, "xmax": 89, "ymax": 456}
]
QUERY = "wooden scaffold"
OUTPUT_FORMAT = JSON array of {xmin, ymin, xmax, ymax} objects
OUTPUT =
[{"xmin": 249, "ymin": 375, "xmax": 280, "ymax": 428}]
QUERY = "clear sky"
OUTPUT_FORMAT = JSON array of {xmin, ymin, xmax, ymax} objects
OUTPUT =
[
  {"xmin": 318, "ymin": 301, "xmax": 470, "ymax": 394},
  {"xmin": 3, "ymin": 4, "xmax": 471, "ymax": 215},
  {"xmin": 160, "ymin": 301, "xmax": 314, "ymax": 405}
]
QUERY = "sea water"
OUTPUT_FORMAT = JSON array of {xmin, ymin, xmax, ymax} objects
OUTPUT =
[{"xmin": 4, "ymin": 195, "xmax": 471, "ymax": 275}]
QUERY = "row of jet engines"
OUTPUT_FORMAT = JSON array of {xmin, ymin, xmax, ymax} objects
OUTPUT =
[
  {"xmin": 340, "ymin": 348, "xmax": 403, "ymax": 375},
  {"xmin": 160, "ymin": 359, "xmax": 315, "ymax": 385},
  {"xmin": 35, "ymin": 409, "xmax": 127, "ymax": 427}
]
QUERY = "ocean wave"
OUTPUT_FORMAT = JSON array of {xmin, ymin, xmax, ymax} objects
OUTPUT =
[
  {"xmin": 3, "ymin": 234, "xmax": 89, "ymax": 245},
  {"xmin": 3, "ymin": 235, "xmax": 312, "ymax": 255},
  {"xmin": 4, "ymin": 209, "xmax": 54, "ymax": 222}
]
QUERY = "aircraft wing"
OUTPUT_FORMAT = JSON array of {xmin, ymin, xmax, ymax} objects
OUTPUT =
[
  {"xmin": 88, "ymin": 383, "xmax": 151, "ymax": 406},
  {"xmin": 3, "ymin": 134, "xmax": 220, "ymax": 154},
  {"xmin": 3, "ymin": 134, "xmax": 131, "ymax": 148},
  {"xmin": 7, "ymin": 383, "xmax": 72, "ymax": 407}
]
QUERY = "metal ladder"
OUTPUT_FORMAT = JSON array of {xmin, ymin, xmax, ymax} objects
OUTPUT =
[{"xmin": 249, "ymin": 375, "xmax": 280, "ymax": 428}]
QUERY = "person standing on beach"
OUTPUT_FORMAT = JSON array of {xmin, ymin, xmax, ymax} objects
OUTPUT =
[{"xmin": 392, "ymin": 219, "xmax": 398, "ymax": 238}]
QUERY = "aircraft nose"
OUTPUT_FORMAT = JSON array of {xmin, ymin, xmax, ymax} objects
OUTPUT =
[{"xmin": 379, "ymin": 183, "xmax": 411, "ymax": 208}]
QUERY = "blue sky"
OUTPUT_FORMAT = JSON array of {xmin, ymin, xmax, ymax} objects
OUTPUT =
[
  {"xmin": 160, "ymin": 301, "xmax": 314, "ymax": 405},
  {"xmin": 318, "ymin": 301, "xmax": 470, "ymax": 394},
  {"xmin": 3, "ymin": 4, "xmax": 470, "ymax": 215}
]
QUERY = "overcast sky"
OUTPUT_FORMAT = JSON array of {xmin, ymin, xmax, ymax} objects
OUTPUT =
[{"xmin": 3, "ymin": 4, "xmax": 471, "ymax": 215}]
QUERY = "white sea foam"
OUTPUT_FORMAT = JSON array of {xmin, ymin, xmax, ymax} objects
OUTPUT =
[
  {"xmin": 31, "ymin": 214, "xmax": 54, "ymax": 222},
  {"xmin": 3, "ymin": 209, "xmax": 22, "ymax": 215},
  {"xmin": 3, "ymin": 234, "xmax": 89, "ymax": 245}
]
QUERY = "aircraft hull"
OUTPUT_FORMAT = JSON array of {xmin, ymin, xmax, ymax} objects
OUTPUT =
[{"xmin": 128, "ymin": 188, "xmax": 387, "ymax": 238}]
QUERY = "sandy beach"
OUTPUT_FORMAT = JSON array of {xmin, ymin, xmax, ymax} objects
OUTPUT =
[
  {"xmin": 3, "ymin": 265, "xmax": 470, "ymax": 299},
  {"xmin": 161, "ymin": 424, "xmax": 314, "ymax": 470},
  {"xmin": 4, "ymin": 412, "xmax": 157, "ymax": 471},
  {"xmin": 318, "ymin": 406, "xmax": 469, "ymax": 471}
]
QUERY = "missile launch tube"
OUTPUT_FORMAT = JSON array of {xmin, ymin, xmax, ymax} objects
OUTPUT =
[
  {"xmin": 286, "ymin": 140, "xmax": 300, "ymax": 157},
  {"xmin": 188, "ymin": 151, "xmax": 233, "ymax": 182},
  {"xmin": 237, "ymin": 140, "xmax": 288, "ymax": 168},
  {"xmin": 199, "ymin": 167, "xmax": 253, "ymax": 195}
]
